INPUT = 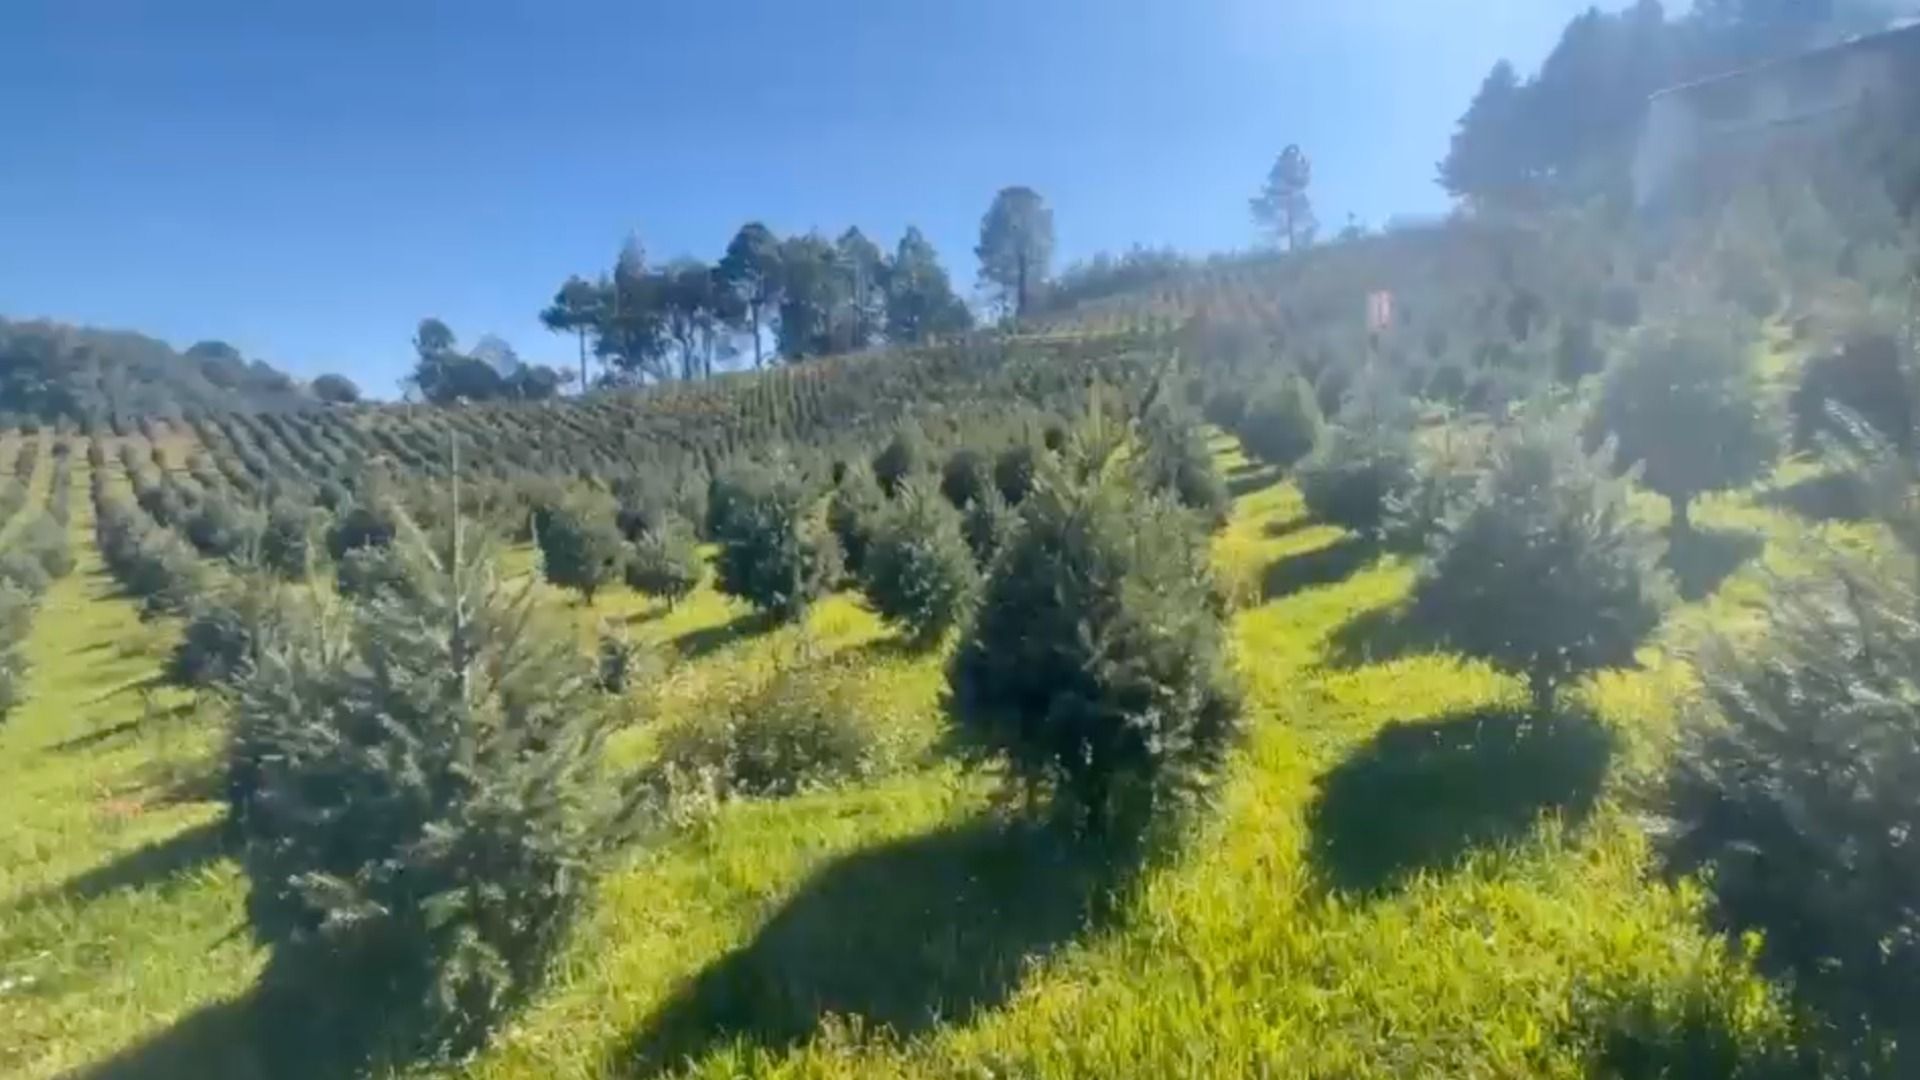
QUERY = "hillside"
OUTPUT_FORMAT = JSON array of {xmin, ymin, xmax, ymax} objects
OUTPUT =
[
  {"xmin": 0, "ymin": 318, "xmax": 318, "ymax": 428},
  {"xmin": 6, "ymin": 15, "xmax": 1920, "ymax": 1074}
]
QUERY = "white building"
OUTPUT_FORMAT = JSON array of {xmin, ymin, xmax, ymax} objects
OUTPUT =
[{"xmin": 1632, "ymin": 19, "xmax": 1920, "ymax": 209}]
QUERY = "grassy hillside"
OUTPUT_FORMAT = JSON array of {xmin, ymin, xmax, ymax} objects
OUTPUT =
[{"xmin": 0, "ymin": 413, "xmax": 1880, "ymax": 1078}]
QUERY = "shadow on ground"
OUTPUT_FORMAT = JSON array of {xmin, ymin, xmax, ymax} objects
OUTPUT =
[
  {"xmin": 1322, "ymin": 602, "xmax": 1431, "ymax": 670},
  {"xmin": 856, "ymin": 633, "xmax": 935, "ymax": 662},
  {"xmin": 12, "ymin": 820, "xmax": 227, "ymax": 911},
  {"xmin": 1757, "ymin": 471, "xmax": 1868, "ymax": 524},
  {"xmin": 1665, "ymin": 526, "xmax": 1764, "ymax": 603},
  {"xmin": 1576, "ymin": 982, "xmax": 1814, "ymax": 1080},
  {"xmin": 73, "ymin": 954, "xmax": 417, "ymax": 1080},
  {"xmin": 624, "ymin": 604, "xmax": 672, "ymax": 627},
  {"xmin": 1226, "ymin": 467, "xmax": 1283, "ymax": 499},
  {"xmin": 1261, "ymin": 516, "xmax": 1317, "ymax": 540},
  {"xmin": 46, "ymin": 700, "xmax": 197, "ymax": 754},
  {"xmin": 624, "ymin": 818, "xmax": 1128, "ymax": 1074},
  {"xmin": 1308, "ymin": 706, "xmax": 1614, "ymax": 895},
  {"xmin": 671, "ymin": 610, "xmax": 779, "ymax": 660},
  {"xmin": 82, "ymin": 674, "xmax": 169, "ymax": 708},
  {"xmin": 1262, "ymin": 536, "xmax": 1377, "ymax": 601}
]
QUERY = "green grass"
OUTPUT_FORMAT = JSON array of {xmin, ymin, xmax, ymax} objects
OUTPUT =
[{"xmin": 0, "ymin": 429, "xmax": 1874, "ymax": 1079}]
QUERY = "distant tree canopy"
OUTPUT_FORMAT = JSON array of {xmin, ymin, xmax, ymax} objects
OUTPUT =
[
  {"xmin": 0, "ymin": 317, "xmax": 315, "ymax": 426},
  {"xmin": 1437, "ymin": 0, "xmax": 1892, "ymax": 206},
  {"xmin": 406, "ymin": 318, "xmax": 563, "ymax": 406},
  {"xmin": 310, "ymin": 373, "xmax": 362, "ymax": 404},
  {"xmin": 540, "ymin": 221, "xmax": 974, "ymax": 387},
  {"xmin": 976, "ymin": 186, "xmax": 1056, "ymax": 320}
]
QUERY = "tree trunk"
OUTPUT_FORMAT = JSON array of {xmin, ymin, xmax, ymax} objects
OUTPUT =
[
  {"xmin": 751, "ymin": 307, "xmax": 764, "ymax": 370},
  {"xmin": 1671, "ymin": 494, "xmax": 1692, "ymax": 537},
  {"xmin": 1015, "ymin": 254, "xmax": 1029, "ymax": 321},
  {"xmin": 577, "ymin": 329, "xmax": 588, "ymax": 395}
]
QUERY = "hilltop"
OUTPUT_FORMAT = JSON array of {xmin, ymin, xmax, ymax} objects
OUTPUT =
[{"xmin": 0, "ymin": 317, "xmax": 332, "ymax": 429}]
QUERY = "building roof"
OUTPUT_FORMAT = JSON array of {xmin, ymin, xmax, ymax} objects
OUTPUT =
[{"xmin": 1649, "ymin": 16, "xmax": 1920, "ymax": 103}]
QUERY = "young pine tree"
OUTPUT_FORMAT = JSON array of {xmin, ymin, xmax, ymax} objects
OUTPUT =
[
  {"xmin": 0, "ymin": 583, "xmax": 32, "ymax": 723},
  {"xmin": 1410, "ymin": 411, "xmax": 1670, "ymax": 712},
  {"xmin": 1661, "ymin": 549, "xmax": 1920, "ymax": 1070},
  {"xmin": 1593, "ymin": 313, "xmax": 1779, "ymax": 536},
  {"xmin": 260, "ymin": 498, "xmax": 318, "ymax": 579},
  {"xmin": 537, "ymin": 490, "xmax": 625, "ymax": 605},
  {"xmin": 961, "ymin": 483, "xmax": 1016, "ymax": 568},
  {"xmin": 710, "ymin": 460, "xmax": 841, "ymax": 622},
  {"xmin": 1295, "ymin": 385, "xmax": 1418, "ymax": 540},
  {"xmin": 871, "ymin": 424, "xmax": 930, "ymax": 498},
  {"xmin": 1236, "ymin": 372, "xmax": 1324, "ymax": 470},
  {"xmin": 1138, "ymin": 399, "xmax": 1230, "ymax": 527},
  {"xmin": 227, "ymin": 523, "xmax": 616, "ymax": 1058},
  {"xmin": 826, "ymin": 461, "xmax": 886, "ymax": 577},
  {"xmin": 167, "ymin": 577, "xmax": 305, "ymax": 691},
  {"xmin": 623, "ymin": 515, "xmax": 703, "ymax": 610},
  {"xmin": 949, "ymin": 424, "xmax": 1241, "ymax": 837},
  {"xmin": 859, "ymin": 479, "xmax": 980, "ymax": 648}
]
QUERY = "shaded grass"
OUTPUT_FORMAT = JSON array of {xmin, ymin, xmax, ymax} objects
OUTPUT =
[
  {"xmin": 671, "ymin": 609, "xmax": 780, "ymax": 660},
  {"xmin": 1308, "ymin": 706, "xmax": 1615, "ymax": 895},
  {"xmin": 626, "ymin": 817, "xmax": 1128, "ymax": 1073},
  {"xmin": 1261, "ymin": 534, "xmax": 1378, "ymax": 600},
  {"xmin": 72, "ymin": 952, "xmax": 421, "ymax": 1080},
  {"xmin": 11, "ymin": 820, "xmax": 227, "ymax": 910},
  {"xmin": 1665, "ymin": 526, "xmax": 1765, "ymax": 603}
]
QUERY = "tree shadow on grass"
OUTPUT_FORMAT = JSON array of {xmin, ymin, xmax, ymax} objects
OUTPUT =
[
  {"xmin": 1664, "ymin": 526, "xmax": 1764, "ymax": 603},
  {"xmin": 671, "ymin": 609, "xmax": 779, "ymax": 660},
  {"xmin": 12, "ymin": 820, "xmax": 227, "ymax": 910},
  {"xmin": 46, "ymin": 700, "xmax": 196, "ymax": 754},
  {"xmin": 1322, "ymin": 602, "xmax": 1431, "ymax": 670},
  {"xmin": 1757, "ymin": 471, "xmax": 1868, "ymax": 524},
  {"xmin": 73, "ymin": 954, "xmax": 417, "ymax": 1080},
  {"xmin": 624, "ymin": 603, "xmax": 672, "ymax": 627},
  {"xmin": 1262, "ymin": 515, "xmax": 1320, "ymax": 540},
  {"xmin": 1262, "ymin": 536, "xmax": 1378, "ymax": 601},
  {"xmin": 624, "ymin": 818, "xmax": 1129, "ymax": 1075},
  {"xmin": 1308, "ymin": 706, "xmax": 1614, "ymax": 896},
  {"xmin": 1227, "ymin": 467, "xmax": 1283, "ymax": 499},
  {"xmin": 855, "ymin": 633, "xmax": 933, "ymax": 662},
  {"xmin": 1576, "ymin": 983, "xmax": 1813, "ymax": 1080}
]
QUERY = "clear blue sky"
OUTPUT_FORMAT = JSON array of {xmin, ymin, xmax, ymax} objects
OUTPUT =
[{"xmin": 1, "ymin": 0, "xmax": 1605, "ymax": 398}]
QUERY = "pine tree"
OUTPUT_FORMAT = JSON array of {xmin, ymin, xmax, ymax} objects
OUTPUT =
[
  {"xmin": 1236, "ymin": 372, "xmax": 1324, "ymax": 470},
  {"xmin": 227, "ymin": 523, "xmax": 616, "ymax": 1057},
  {"xmin": 623, "ymin": 515, "xmax": 702, "ymax": 609},
  {"xmin": 949, "ymin": 425, "xmax": 1241, "ymax": 836},
  {"xmin": 1410, "ymin": 411, "xmax": 1670, "ymax": 712},
  {"xmin": 710, "ymin": 460, "xmax": 840, "ymax": 622},
  {"xmin": 1250, "ymin": 145, "xmax": 1318, "ymax": 251},
  {"xmin": 1138, "ymin": 399, "xmax": 1229, "ymax": 527},
  {"xmin": 859, "ymin": 480, "xmax": 979, "ymax": 647},
  {"xmin": 1296, "ymin": 393, "xmax": 1418, "ymax": 541},
  {"xmin": 1594, "ymin": 311, "xmax": 1778, "ymax": 536},
  {"xmin": 536, "ymin": 490, "xmax": 625, "ymax": 605},
  {"xmin": 0, "ymin": 583, "xmax": 32, "ymax": 723},
  {"xmin": 1662, "ymin": 548, "xmax": 1920, "ymax": 1070}
]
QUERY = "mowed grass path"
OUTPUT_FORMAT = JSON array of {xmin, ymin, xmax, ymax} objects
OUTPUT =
[{"xmin": 0, "ymin": 433, "xmax": 1864, "ymax": 1078}]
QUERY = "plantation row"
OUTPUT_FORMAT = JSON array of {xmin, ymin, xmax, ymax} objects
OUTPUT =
[{"xmin": 0, "ymin": 437, "xmax": 76, "ymax": 726}]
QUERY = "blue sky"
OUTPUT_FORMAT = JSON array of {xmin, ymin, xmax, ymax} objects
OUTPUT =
[{"xmin": 1, "ymin": 0, "xmax": 1604, "ymax": 397}]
